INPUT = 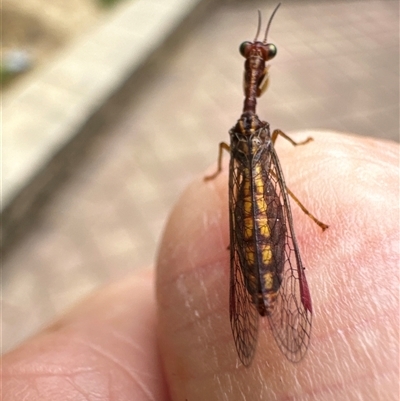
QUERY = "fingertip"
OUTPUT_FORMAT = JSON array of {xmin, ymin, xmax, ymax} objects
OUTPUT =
[
  {"xmin": 155, "ymin": 132, "xmax": 399, "ymax": 399},
  {"xmin": 3, "ymin": 270, "xmax": 169, "ymax": 401}
]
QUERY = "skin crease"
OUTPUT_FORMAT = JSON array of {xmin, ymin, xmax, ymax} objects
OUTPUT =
[{"xmin": 2, "ymin": 132, "xmax": 399, "ymax": 401}]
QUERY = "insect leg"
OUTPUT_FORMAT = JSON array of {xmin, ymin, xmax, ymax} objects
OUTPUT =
[
  {"xmin": 284, "ymin": 185, "xmax": 329, "ymax": 231},
  {"xmin": 270, "ymin": 129, "xmax": 327, "ymax": 229},
  {"xmin": 257, "ymin": 66, "xmax": 270, "ymax": 97},
  {"xmin": 272, "ymin": 129, "xmax": 313, "ymax": 146},
  {"xmin": 204, "ymin": 142, "xmax": 230, "ymax": 181}
]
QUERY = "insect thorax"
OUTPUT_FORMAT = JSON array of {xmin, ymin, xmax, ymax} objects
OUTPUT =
[{"xmin": 230, "ymin": 114, "xmax": 272, "ymax": 161}]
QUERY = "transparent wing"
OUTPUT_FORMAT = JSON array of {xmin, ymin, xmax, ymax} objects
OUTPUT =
[
  {"xmin": 228, "ymin": 157, "xmax": 259, "ymax": 367},
  {"xmin": 264, "ymin": 146, "xmax": 312, "ymax": 362}
]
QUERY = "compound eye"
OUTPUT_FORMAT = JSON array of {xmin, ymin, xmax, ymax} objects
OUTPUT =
[
  {"xmin": 267, "ymin": 43, "xmax": 277, "ymax": 58},
  {"xmin": 239, "ymin": 41, "xmax": 252, "ymax": 57}
]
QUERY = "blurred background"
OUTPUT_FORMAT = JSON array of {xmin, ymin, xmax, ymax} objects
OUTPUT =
[{"xmin": 2, "ymin": 0, "xmax": 399, "ymax": 353}]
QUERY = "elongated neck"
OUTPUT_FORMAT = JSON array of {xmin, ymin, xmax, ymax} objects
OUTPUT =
[{"xmin": 242, "ymin": 55, "xmax": 265, "ymax": 115}]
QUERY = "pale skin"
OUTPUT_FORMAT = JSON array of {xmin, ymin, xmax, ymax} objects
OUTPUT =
[{"xmin": 2, "ymin": 132, "xmax": 399, "ymax": 400}]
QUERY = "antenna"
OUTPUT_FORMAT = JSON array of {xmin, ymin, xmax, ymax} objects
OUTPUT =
[
  {"xmin": 254, "ymin": 10, "xmax": 262, "ymax": 42},
  {"xmin": 263, "ymin": 3, "xmax": 281, "ymax": 43}
]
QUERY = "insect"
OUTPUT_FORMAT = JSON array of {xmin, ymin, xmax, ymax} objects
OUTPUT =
[{"xmin": 205, "ymin": 4, "xmax": 328, "ymax": 366}]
